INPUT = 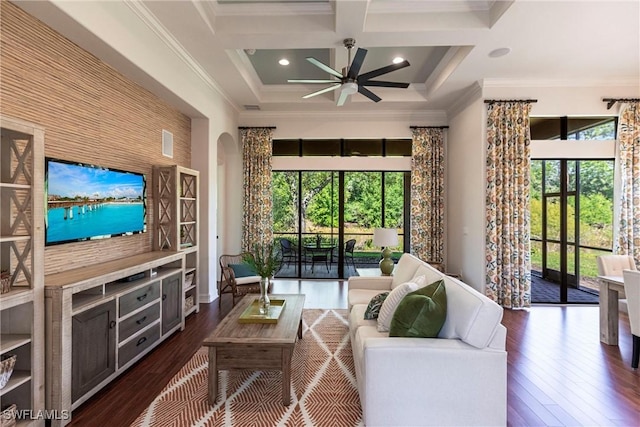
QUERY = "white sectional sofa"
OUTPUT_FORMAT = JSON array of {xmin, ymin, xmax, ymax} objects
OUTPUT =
[{"xmin": 348, "ymin": 253, "xmax": 507, "ymax": 426}]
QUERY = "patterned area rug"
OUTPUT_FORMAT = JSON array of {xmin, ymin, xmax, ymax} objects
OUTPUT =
[{"xmin": 131, "ymin": 309, "xmax": 363, "ymax": 427}]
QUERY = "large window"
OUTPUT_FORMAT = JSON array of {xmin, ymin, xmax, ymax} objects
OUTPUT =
[
  {"xmin": 530, "ymin": 116, "xmax": 615, "ymax": 303},
  {"xmin": 273, "ymin": 170, "xmax": 409, "ymax": 279},
  {"xmin": 530, "ymin": 117, "xmax": 617, "ymax": 140}
]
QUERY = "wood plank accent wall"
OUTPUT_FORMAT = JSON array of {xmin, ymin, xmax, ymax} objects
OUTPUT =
[{"xmin": 0, "ymin": 2, "xmax": 192, "ymax": 274}]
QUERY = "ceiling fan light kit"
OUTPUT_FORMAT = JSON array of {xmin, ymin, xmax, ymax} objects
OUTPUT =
[
  {"xmin": 341, "ymin": 82, "xmax": 358, "ymax": 95},
  {"xmin": 287, "ymin": 38, "xmax": 410, "ymax": 106}
]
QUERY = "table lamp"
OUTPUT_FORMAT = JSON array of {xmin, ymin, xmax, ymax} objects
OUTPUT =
[{"xmin": 373, "ymin": 228, "xmax": 398, "ymax": 275}]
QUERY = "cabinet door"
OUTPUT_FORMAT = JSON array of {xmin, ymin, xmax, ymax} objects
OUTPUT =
[
  {"xmin": 161, "ymin": 273, "xmax": 182, "ymax": 335},
  {"xmin": 72, "ymin": 300, "xmax": 116, "ymax": 402}
]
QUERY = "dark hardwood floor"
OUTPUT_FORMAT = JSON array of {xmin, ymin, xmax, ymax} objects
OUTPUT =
[{"xmin": 69, "ymin": 280, "xmax": 640, "ymax": 426}]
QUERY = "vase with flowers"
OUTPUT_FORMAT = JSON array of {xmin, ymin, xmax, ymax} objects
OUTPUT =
[{"xmin": 243, "ymin": 243, "xmax": 280, "ymax": 314}]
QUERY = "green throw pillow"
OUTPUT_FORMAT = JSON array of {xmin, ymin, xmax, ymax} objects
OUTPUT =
[
  {"xmin": 229, "ymin": 263, "xmax": 257, "ymax": 278},
  {"xmin": 364, "ymin": 292, "xmax": 389, "ymax": 320},
  {"xmin": 389, "ymin": 279, "xmax": 447, "ymax": 338}
]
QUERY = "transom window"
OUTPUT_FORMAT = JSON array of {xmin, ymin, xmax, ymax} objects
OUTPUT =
[{"xmin": 272, "ymin": 138, "xmax": 412, "ymax": 157}]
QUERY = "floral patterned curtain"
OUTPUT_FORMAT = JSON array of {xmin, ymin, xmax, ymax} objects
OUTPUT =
[
  {"xmin": 241, "ymin": 128, "xmax": 274, "ymax": 251},
  {"xmin": 485, "ymin": 101, "xmax": 533, "ymax": 308},
  {"xmin": 616, "ymin": 102, "xmax": 640, "ymax": 263},
  {"xmin": 410, "ymin": 127, "xmax": 445, "ymax": 263}
]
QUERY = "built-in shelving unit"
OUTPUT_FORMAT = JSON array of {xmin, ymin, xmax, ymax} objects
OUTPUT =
[
  {"xmin": 153, "ymin": 165, "xmax": 200, "ymax": 316},
  {"xmin": 0, "ymin": 115, "xmax": 44, "ymax": 427},
  {"xmin": 44, "ymin": 251, "xmax": 185, "ymax": 427}
]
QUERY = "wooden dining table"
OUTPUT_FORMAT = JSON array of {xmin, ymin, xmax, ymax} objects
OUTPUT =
[{"xmin": 598, "ymin": 275, "xmax": 625, "ymax": 345}]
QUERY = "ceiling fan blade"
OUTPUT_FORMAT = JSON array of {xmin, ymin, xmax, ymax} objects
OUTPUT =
[
  {"xmin": 336, "ymin": 90, "xmax": 349, "ymax": 107},
  {"xmin": 288, "ymin": 79, "xmax": 340, "ymax": 84},
  {"xmin": 357, "ymin": 60, "xmax": 410, "ymax": 81},
  {"xmin": 358, "ymin": 85, "xmax": 382, "ymax": 103},
  {"xmin": 302, "ymin": 83, "xmax": 342, "ymax": 99},
  {"xmin": 361, "ymin": 80, "xmax": 410, "ymax": 88},
  {"xmin": 306, "ymin": 57, "xmax": 343, "ymax": 79},
  {"xmin": 347, "ymin": 48, "xmax": 367, "ymax": 80}
]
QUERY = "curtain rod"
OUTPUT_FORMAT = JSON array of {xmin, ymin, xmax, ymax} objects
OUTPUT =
[
  {"xmin": 238, "ymin": 126, "xmax": 276, "ymax": 130},
  {"xmin": 603, "ymin": 98, "xmax": 640, "ymax": 110},
  {"xmin": 410, "ymin": 126, "xmax": 449, "ymax": 129},
  {"xmin": 484, "ymin": 99, "xmax": 538, "ymax": 104}
]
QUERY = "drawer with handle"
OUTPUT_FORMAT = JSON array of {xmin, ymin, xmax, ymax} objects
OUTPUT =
[
  {"xmin": 119, "ymin": 281, "xmax": 160, "ymax": 317},
  {"xmin": 119, "ymin": 303, "xmax": 161, "ymax": 342},
  {"xmin": 118, "ymin": 323, "xmax": 160, "ymax": 368}
]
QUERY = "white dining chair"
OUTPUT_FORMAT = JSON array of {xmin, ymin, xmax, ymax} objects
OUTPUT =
[{"xmin": 597, "ymin": 255, "xmax": 637, "ymax": 313}]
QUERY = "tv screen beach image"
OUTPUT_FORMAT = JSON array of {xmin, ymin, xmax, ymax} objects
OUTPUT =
[{"xmin": 45, "ymin": 159, "xmax": 146, "ymax": 245}]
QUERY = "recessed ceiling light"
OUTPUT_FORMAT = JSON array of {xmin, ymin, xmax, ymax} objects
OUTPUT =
[
  {"xmin": 392, "ymin": 57, "xmax": 404, "ymax": 64},
  {"xmin": 279, "ymin": 58, "xmax": 290, "ymax": 66},
  {"xmin": 488, "ymin": 47, "xmax": 511, "ymax": 58}
]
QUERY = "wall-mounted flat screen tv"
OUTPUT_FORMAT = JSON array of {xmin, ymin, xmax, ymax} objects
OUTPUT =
[{"xmin": 45, "ymin": 158, "xmax": 146, "ymax": 246}]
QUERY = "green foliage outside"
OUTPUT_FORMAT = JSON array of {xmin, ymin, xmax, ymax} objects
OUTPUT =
[
  {"xmin": 530, "ymin": 160, "xmax": 614, "ymax": 282},
  {"xmin": 273, "ymin": 171, "xmax": 404, "ymax": 233},
  {"xmin": 272, "ymin": 171, "xmax": 405, "ymax": 263}
]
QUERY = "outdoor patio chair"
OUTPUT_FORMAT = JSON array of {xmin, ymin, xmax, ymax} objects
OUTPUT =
[
  {"xmin": 279, "ymin": 238, "xmax": 298, "ymax": 268},
  {"xmin": 345, "ymin": 239, "xmax": 356, "ymax": 268},
  {"xmin": 218, "ymin": 253, "xmax": 272, "ymax": 308}
]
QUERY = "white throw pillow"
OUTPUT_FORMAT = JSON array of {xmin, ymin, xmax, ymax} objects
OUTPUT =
[{"xmin": 377, "ymin": 275, "xmax": 427, "ymax": 332}]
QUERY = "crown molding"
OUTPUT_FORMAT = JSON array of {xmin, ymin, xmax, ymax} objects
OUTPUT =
[
  {"xmin": 482, "ymin": 77, "xmax": 640, "ymax": 88},
  {"xmin": 192, "ymin": 1, "xmax": 217, "ymax": 37},
  {"xmin": 210, "ymin": 1, "xmax": 332, "ymax": 17},
  {"xmin": 124, "ymin": 1, "xmax": 240, "ymax": 113},
  {"xmin": 446, "ymin": 81, "xmax": 483, "ymax": 119},
  {"xmin": 368, "ymin": 0, "xmax": 493, "ymax": 14}
]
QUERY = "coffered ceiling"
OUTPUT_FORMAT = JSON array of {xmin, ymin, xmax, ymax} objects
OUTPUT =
[{"xmin": 16, "ymin": 0, "xmax": 640, "ymax": 115}]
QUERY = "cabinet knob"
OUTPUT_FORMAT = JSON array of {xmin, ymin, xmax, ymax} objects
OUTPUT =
[
  {"xmin": 109, "ymin": 320, "xmax": 116, "ymax": 329},
  {"xmin": 136, "ymin": 316, "xmax": 147, "ymax": 325},
  {"xmin": 136, "ymin": 336, "xmax": 147, "ymax": 346},
  {"xmin": 162, "ymin": 294, "xmax": 167, "ymax": 301},
  {"xmin": 137, "ymin": 293, "xmax": 148, "ymax": 302}
]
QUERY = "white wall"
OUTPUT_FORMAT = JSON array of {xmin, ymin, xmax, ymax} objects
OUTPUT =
[
  {"xmin": 447, "ymin": 98, "xmax": 486, "ymax": 292},
  {"xmin": 240, "ymin": 111, "xmax": 446, "ymax": 139}
]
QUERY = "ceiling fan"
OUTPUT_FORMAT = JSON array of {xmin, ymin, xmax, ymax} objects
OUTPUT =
[{"xmin": 287, "ymin": 38, "xmax": 410, "ymax": 106}]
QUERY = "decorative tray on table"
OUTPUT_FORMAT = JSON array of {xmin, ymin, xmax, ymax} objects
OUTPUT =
[{"xmin": 238, "ymin": 299, "xmax": 286, "ymax": 324}]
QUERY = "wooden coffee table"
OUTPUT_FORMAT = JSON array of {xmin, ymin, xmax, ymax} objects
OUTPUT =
[{"xmin": 203, "ymin": 293, "xmax": 305, "ymax": 406}]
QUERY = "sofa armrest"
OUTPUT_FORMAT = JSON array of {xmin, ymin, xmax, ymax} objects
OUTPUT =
[
  {"xmin": 347, "ymin": 276, "xmax": 393, "ymax": 291},
  {"xmin": 359, "ymin": 337, "xmax": 506, "ymax": 426}
]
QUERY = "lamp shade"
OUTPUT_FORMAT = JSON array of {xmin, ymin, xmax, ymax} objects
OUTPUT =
[{"xmin": 373, "ymin": 228, "xmax": 398, "ymax": 247}]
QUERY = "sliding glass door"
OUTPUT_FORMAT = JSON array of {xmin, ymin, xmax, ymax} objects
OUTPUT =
[
  {"xmin": 530, "ymin": 159, "xmax": 613, "ymax": 303},
  {"xmin": 273, "ymin": 171, "xmax": 408, "ymax": 279}
]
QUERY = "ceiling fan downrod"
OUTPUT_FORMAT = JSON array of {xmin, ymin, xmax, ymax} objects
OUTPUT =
[{"xmin": 344, "ymin": 38, "xmax": 356, "ymax": 78}]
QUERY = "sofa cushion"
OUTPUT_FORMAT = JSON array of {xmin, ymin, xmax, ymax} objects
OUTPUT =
[
  {"xmin": 412, "ymin": 264, "xmax": 445, "ymax": 287},
  {"xmin": 349, "ymin": 304, "xmax": 378, "ymax": 342},
  {"xmin": 377, "ymin": 276, "xmax": 426, "ymax": 332},
  {"xmin": 390, "ymin": 253, "xmax": 424, "ymax": 289},
  {"xmin": 235, "ymin": 275, "xmax": 261, "ymax": 285},
  {"xmin": 229, "ymin": 263, "xmax": 256, "ymax": 278},
  {"xmin": 349, "ymin": 288, "xmax": 386, "ymax": 309},
  {"xmin": 437, "ymin": 276, "xmax": 503, "ymax": 349},
  {"xmin": 389, "ymin": 279, "xmax": 447, "ymax": 338},
  {"xmin": 364, "ymin": 292, "xmax": 389, "ymax": 320}
]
